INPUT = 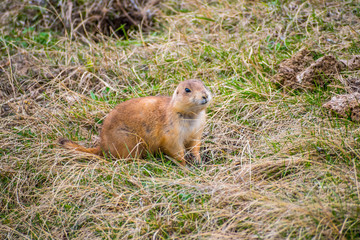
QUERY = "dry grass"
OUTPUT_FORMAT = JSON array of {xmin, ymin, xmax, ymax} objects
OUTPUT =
[
  {"xmin": 1, "ymin": 0, "xmax": 360, "ymax": 239},
  {"xmin": 0, "ymin": 0, "xmax": 159, "ymax": 37}
]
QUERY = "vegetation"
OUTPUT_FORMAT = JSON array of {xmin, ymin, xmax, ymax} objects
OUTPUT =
[{"xmin": 1, "ymin": 0, "xmax": 360, "ymax": 239}]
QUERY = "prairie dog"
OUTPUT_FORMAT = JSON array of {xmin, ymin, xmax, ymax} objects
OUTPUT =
[{"xmin": 59, "ymin": 79, "xmax": 212, "ymax": 165}]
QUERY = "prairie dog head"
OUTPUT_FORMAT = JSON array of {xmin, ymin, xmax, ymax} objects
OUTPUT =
[{"xmin": 171, "ymin": 79, "xmax": 212, "ymax": 115}]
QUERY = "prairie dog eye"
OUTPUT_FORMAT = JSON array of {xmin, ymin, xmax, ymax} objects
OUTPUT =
[{"xmin": 185, "ymin": 88, "xmax": 191, "ymax": 93}]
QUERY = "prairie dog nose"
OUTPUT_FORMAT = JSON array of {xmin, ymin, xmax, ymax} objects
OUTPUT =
[
  {"xmin": 202, "ymin": 91, "xmax": 209, "ymax": 99},
  {"xmin": 201, "ymin": 95, "xmax": 208, "ymax": 104}
]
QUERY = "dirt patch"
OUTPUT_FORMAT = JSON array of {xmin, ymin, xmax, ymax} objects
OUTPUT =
[
  {"xmin": 323, "ymin": 77, "xmax": 360, "ymax": 122},
  {"xmin": 320, "ymin": 56, "xmax": 360, "ymax": 122},
  {"xmin": 272, "ymin": 50, "xmax": 345, "ymax": 90},
  {"xmin": 274, "ymin": 50, "xmax": 360, "ymax": 122},
  {"xmin": 272, "ymin": 49, "xmax": 314, "ymax": 89},
  {"xmin": 345, "ymin": 77, "xmax": 360, "ymax": 93},
  {"xmin": 296, "ymin": 55, "xmax": 343, "ymax": 90},
  {"xmin": 273, "ymin": 50, "xmax": 360, "ymax": 91},
  {"xmin": 340, "ymin": 55, "xmax": 360, "ymax": 71},
  {"xmin": 323, "ymin": 93, "xmax": 360, "ymax": 122}
]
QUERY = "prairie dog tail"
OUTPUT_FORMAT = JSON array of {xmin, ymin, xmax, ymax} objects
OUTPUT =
[{"xmin": 58, "ymin": 138, "xmax": 102, "ymax": 156}]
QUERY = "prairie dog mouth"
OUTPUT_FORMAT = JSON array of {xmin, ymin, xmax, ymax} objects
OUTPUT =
[
  {"xmin": 194, "ymin": 96, "xmax": 210, "ymax": 106},
  {"xmin": 200, "ymin": 98, "xmax": 208, "ymax": 105},
  {"xmin": 200, "ymin": 92, "xmax": 211, "ymax": 105}
]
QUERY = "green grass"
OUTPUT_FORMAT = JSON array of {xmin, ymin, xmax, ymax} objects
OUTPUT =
[{"xmin": 1, "ymin": 0, "xmax": 360, "ymax": 239}]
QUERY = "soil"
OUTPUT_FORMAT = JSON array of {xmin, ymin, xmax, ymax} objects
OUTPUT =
[
  {"xmin": 322, "ymin": 93, "xmax": 360, "ymax": 122},
  {"xmin": 340, "ymin": 55, "xmax": 360, "ymax": 71},
  {"xmin": 345, "ymin": 77, "xmax": 360, "ymax": 93},
  {"xmin": 274, "ymin": 50, "xmax": 360, "ymax": 122},
  {"xmin": 272, "ymin": 49, "xmax": 314, "ymax": 89},
  {"xmin": 295, "ymin": 55, "xmax": 342, "ymax": 90},
  {"xmin": 273, "ymin": 51, "xmax": 360, "ymax": 91}
]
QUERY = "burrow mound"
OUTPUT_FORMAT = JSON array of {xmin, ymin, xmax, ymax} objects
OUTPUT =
[
  {"xmin": 272, "ymin": 49, "xmax": 360, "ymax": 122},
  {"xmin": 321, "ymin": 61, "xmax": 360, "ymax": 121},
  {"xmin": 322, "ymin": 77, "xmax": 360, "ymax": 122},
  {"xmin": 272, "ymin": 49, "xmax": 360, "ymax": 91},
  {"xmin": 323, "ymin": 92, "xmax": 360, "ymax": 122},
  {"xmin": 272, "ymin": 49, "xmax": 314, "ymax": 89},
  {"xmin": 0, "ymin": 0, "xmax": 159, "ymax": 37}
]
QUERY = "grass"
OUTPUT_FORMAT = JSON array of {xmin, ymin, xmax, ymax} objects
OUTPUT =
[{"xmin": 1, "ymin": 0, "xmax": 360, "ymax": 239}]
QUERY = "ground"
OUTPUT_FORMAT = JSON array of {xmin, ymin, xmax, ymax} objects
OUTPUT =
[{"xmin": 1, "ymin": 0, "xmax": 360, "ymax": 239}]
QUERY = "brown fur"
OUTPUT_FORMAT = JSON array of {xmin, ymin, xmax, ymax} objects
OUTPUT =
[{"xmin": 59, "ymin": 79, "xmax": 212, "ymax": 165}]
